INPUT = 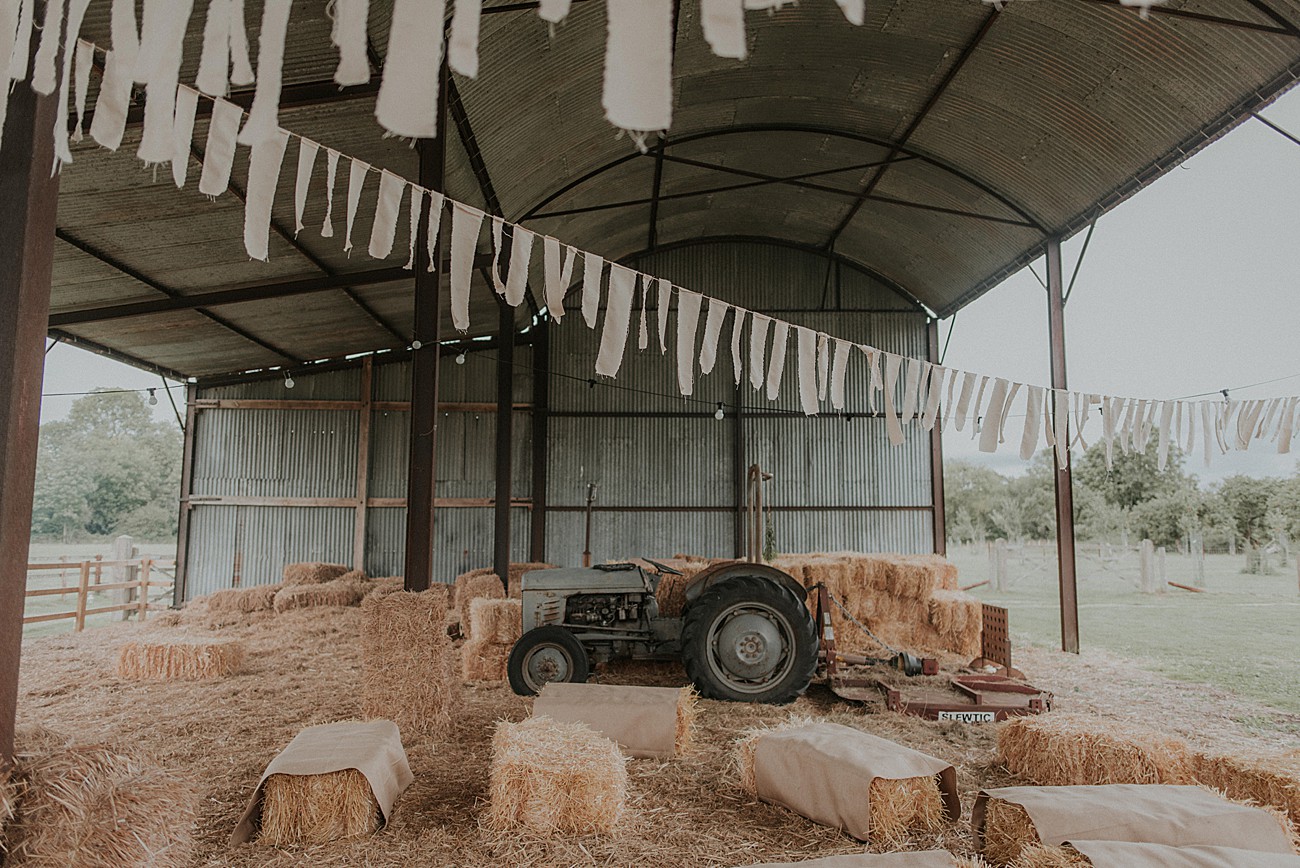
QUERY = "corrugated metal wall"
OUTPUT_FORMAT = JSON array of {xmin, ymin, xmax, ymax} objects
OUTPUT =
[{"xmin": 180, "ymin": 242, "xmax": 936, "ymax": 599}]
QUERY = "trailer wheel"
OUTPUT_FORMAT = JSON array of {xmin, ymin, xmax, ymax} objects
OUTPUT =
[
  {"xmin": 680, "ymin": 576, "xmax": 817, "ymax": 704},
  {"xmin": 507, "ymin": 626, "xmax": 590, "ymax": 696}
]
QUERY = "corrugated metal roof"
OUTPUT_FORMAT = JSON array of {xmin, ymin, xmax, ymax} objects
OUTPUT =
[{"xmin": 49, "ymin": 0, "xmax": 1300, "ymax": 379}]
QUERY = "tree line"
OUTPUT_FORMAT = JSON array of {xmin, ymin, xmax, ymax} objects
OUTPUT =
[
  {"xmin": 945, "ymin": 439, "xmax": 1300, "ymax": 559},
  {"xmin": 30, "ymin": 391, "xmax": 183, "ymax": 543}
]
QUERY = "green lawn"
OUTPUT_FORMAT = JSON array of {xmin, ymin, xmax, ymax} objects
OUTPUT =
[
  {"xmin": 22, "ymin": 542, "xmax": 176, "ymax": 639},
  {"xmin": 947, "ymin": 543, "xmax": 1300, "ymax": 713}
]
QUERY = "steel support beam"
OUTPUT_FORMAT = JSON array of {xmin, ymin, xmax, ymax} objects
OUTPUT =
[
  {"xmin": 1046, "ymin": 238, "xmax": 1080, "ymax": 654},
  {"xmin": 493, "ymin": 300, "xmax": 515, "ymax": 588},
  {"xmin": 172, "ymin": 384, "xmax": 198, "ymax": 606},
  {"xmin": 0, "ymin": 71, "xmax": 60, "ymax": 761},
  {"xmin": 927, "ymin": 320, "xmax": 947, "ymax": 557},
  {"xmin": 529, "ymin": 321, "xmax": 549, "ymax": 561},
  {"xmin": 1080, "ymin": 0, "xmax": 1300, "ymax": 37},
  {"xmin": 403, "ymin": 62, "xmax": 449, "ymax": 592}
]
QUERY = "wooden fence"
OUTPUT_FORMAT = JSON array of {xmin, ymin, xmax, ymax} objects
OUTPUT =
[{"xmin": 24, "ymin": 558, "xmax": 176, "ymax": 631}]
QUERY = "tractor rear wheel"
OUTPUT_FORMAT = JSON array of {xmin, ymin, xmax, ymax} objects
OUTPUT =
[
  {"xmin": 507, "ymin": 626, "xmax": 590, "ymax": 696},
  {"xmin": 680, "ymin": 576, "xmax": 817, "ymax": 704}
]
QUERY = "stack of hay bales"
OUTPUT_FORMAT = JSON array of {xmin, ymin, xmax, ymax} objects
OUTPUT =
[
  {"xmin": 485, "ymin": 716, "xmax": 628, "ymax": 834},
  {"xmin": 1, "ymin": 726, "xmax": 199, "ymax": 867},
  {"xmin": 998, "ymin": 714, "xmax": 1191, "ymax": 786},
  {"xmin": 273, "ymin": 567, "xmax": 373, "ymax": 613},
  {"xmin": 462, "ymin": 598, "xmax": 522, "ymax": 682},
  {"xmin": 454, "ymin": 571, "xmax": 505, "ymax": 636},
  {"xmin": 117, "ymin": 636, "xmax": 245, "ymax": 681},
  {"xmin": 360, "ymin": 590, "xmax": 457, "ymax": 741}
]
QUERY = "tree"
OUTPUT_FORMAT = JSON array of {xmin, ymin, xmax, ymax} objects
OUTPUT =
[
  {"xmin": 1074, "ymin": 438, "xmax": 1190, "ymax": 510},
  {"xmin": 1213, "ymin": 475, "xmax": 1280, "ymax": 548},
  {"xmin": 31, "ymin": 390, "xmax": 182, "ymax": 541},
  {"xmin": 943, "ymin": 460, "xmax": 1008, "ymax": 543}
]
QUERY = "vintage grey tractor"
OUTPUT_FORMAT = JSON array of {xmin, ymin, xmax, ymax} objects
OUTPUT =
[{"xmin": 506, "ymin": 559, "xmax": 820, "ymax": 704}]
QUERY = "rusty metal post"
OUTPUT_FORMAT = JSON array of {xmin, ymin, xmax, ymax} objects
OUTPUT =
[
  {"xmin": 403, "ymin": 60, "xmax": 449, "ymax": 592},
  {"xmin": 529, "ymin": 322, "xmax": 549, "ymax": 562},
  {"xmin": 0, "ymin": 69, "xmax": 59, "ymax": 760},
  {"xmin": 172, "ymin": 384, "xmax": 198, "ymax": 606},
  {"xmin": 927, "ymin": 319, "xmax": 947, "ymax": 556},
  {"xmin": 493, "ymin": 300, "xmax": 514, "ymax": 590},
  {"xmin": 1046, "ymin": 238, "xmax": 1080, "ymax": 653}
]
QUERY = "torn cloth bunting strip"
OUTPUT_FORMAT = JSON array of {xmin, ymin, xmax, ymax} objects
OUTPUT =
[{"xmin": 54, "ymin": 72, "xmax": 1300, "ymax": 469}]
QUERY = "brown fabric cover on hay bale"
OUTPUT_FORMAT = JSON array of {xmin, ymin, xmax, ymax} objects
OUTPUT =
[
  {"xmin": 1064, "ymin": 841, "xmax": 1300, "ymax": 867},
  {"xmin": 232, "ymin": 720, "xmax": 413, "ymax": 846},
  {"xmin": 273, "ymin": 577, "xmax": 370, "ymax": 612},
  {"xmin": 973, "ymin": 785, "xmax": 1299, "ymax": 866},
  {"xmin": 117, "ymin": 637, "xmax": 245, "ymax": 681},
  {"xmin": 282, "ymin": 562, "xmax": 350, "ymax": 586},
  {"xmin": 485, "ymin": 716, "xmax": 628, "ymax": 834},
  {"xmin": 2, "ymin": 726, "xmax": 199, "ymax": 867},
  {"xmin": 461, "ymin": 638, "xmax": 512, "ymax": 682},
  {"xmin": 737, "ymin": 721, "xmax": 958, "ymax": 847},
  {"xmin": 258, "ymin": 769, "xmax": 380, "ymax": 846},
  {"xmin": 455, "ymin": 572, "xmax": 505, "ymax": 637},
  {"xmin": 360, "ymin": 590, "xmax": 456, "ymax": 740},
  {"xmin": 468, "ymin": 598, "xmax": 522, "ymax": 645},
  {"xmin": 998, "ymin": 714, "xmax": 1191, "ymax": 787},
  {"xmin": 208, "ymin": 583, "xmax": 281, "ymax": 614},
  {"xmin": 532, "ymin": 682, "xmax": 698, "ymax": 758},
  {"xmin": 736, "ymin": 852, "xmax": 981, "ymax": 867},
  {"xmin": 1189, "ymin": 751, "xmax": 1300, "ymax": 827}
]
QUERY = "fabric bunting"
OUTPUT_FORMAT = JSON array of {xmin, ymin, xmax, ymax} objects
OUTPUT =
[
  {"xmin": 136, "ymin": 0, "xmax": 193, "ymax": 165},
  {"xmin": 332, "ymin": 0, "xmax": 370, "ymax": 86},
  {"xmin": 882, "ymin": 352, "xmax": 904, "ymax": 445},
  {"xmin": 796, "ymin": 326, "xmax": 818, "ymax": 416},
  {"xmin": 581, "ymin": 253, "xmax": 603, "ymax": 329},
  {"xmin": 197, "ymin": 98, "xmax": 241, "ymax": 197},
  {"xmin": 1021, "ymin": 387, "xmax": 1043, "ymax": 460},
  {"xmin": 701, "ymin": 0, "xmax": 746, "ymax": 59},
  {"xmin": 293, "ymin": 138, "xmax": 318, "ymax": 237},
  {"xmin": 72, "ymin": 39, "xmax": 92, "ymax": 142},
  {"xmin": 636, "ymin": 276, "xmax": 650, "ymax": 350},
  {"xmin": 730, "ymin": 308, "xmax": 747, "ymax": 386},
  {"xmin": 596, "ymin": 264, "xmax": 637, "ymax": 378},
  {"xmin": 238, "ymin": 0, "xmax": 291, "ymax": 146},
  {"xmin": 603, "ymin": 0, "xmax": 673, "ymax": 138},
  {"xmin": 449, "ymin": 202, "xmax": 483, "ymax": 333},
  {"xmin": 816, "ymin": 333, "xmax": 830, "ymax": 403},
  {"xmin": 402, "ymin": 186, "xmax": 423, "ymax": 269},
  {"xmin": 320, "ymin": 148, "xmax": 341, "ymax": 236},
  {"xmin": 30, "ymin": 0, "xmax": 64, "ymax": 95},
  {"xmin": 449, "ymin": 0, "xmax": 482, "ymax": 78},
  {"xmin": 953, "ymin": 372, "xmax": 976, "ymax": 432},
  {"xmin": 698, "ymin": 299, "xmax": 728, "ymax": 376},
  {"xmin": 675, "ymin": 289, "xmax": 703, "ymax": 396},
  {"xmin": 343, "ymin": 158, "xmax": 369, "ymax": 254},
  {"xmin": 242, "ymin": 128, "xmax": 289, "ymax": 261},
  {"xmin": 52, "ymin": 0, "xmax": 92, "ymax": 166},
  {"xmin": 9, "ymin": 0, "xmax": 34, "ymax": 83},
  {"xmin": 538, "ymin": 0, "xmax": 570, "ymax": 24},
  {"xmin": 920, "ymin": 365, "xmax": 945, "ymax": 431},
  {"xmin": 171, "ymin": 84, "xmax": 199, "ymax": 186},
  {"xmin": 376, "ymin": 0, "xmax": 445, "ymax": 139},
  {"xmin": 765, "ymin": 320, "xmax": 789, "ymax": 401},
  {"xmin": 368, "ymin": 170, "xmax": 405, "ymax": 260},
  {"xmin": 978, "ymin": 379, "xmax": 1009, "ymax": 454},
  {"xmin": 830, "ymin": 340, "xmax": 851, "ymax": 411},
  {"xmin": 196, "ymin": 0, "xmax": 232, "ymax": 96},
  {"xmin": 424, "ymin": 191, "xmax": 444, "ymax": 273},
  {"xmin": 656, "ymin": 278, "xmax": 672, "ymax": 353},
  {"xmin": 748, "ymin": 314, "xmax": 770, "ymax": 391},
  {"xmin": 542, "ymin": 237, "xmax": 577, "ymax": 320},
  {"xmin": 229, "ymin": 0, "xmax": 254, "ymax": 86}
]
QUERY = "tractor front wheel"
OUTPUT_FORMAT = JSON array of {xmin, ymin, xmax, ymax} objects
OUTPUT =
[
  {"xmin": 680, "ymin": 576, "xmax": 817, "ymax": 704},
  {"xmin": 507, "ymin": 626, "xmax": 590, "ymax": 696}
]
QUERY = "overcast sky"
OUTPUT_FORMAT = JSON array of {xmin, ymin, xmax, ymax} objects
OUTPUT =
[{"xmin": 41, "ymin": 86, "xmax": 1300, "ymax": 485}]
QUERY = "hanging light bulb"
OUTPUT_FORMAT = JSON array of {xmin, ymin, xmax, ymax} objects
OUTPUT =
[
  {"xmin": 714, "ymin": 402, "xmax": 725, "ymax": 421},
  {"xmin": 411, "ymin": 339, "xmax": 423, "ymax": 350},
  {"xmin": 147, "ymin": 388, "xmax": 158, "ymax": 406},
  {"xmin": 284, "ymin": 371, "xmax": 295, "ymax": 389},
  {"xmin": 455, "ymin": 352, "xmax": 466, "ymax": 365}
]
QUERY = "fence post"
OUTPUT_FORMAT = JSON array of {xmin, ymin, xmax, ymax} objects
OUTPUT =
[
  {"xmin": 1140, "ymin": 539, "xmax": 1155, "ymax": 593},
  {"xmin": 74, "ymin": 562, "xmax": 90, "ymax": 632},
  {"xmin": 1156, "ymin": 546, "xmax": 1167, "ymax": 594},
  {"xmin": 93, "ymin": 554, "xmax": 102, "ymax": 585},
  {"xmin": 137, "ymin": 560, "xmax": 151, "ymax": 621},
  {"xmin": 994, "ymin": 538, "xmax": 1008, "ymax": 592},
  {"xmin": 111, "ymin": 535, "xmax": 133, "ymax": 622},
  {"xmin": 1192, "ymin": 531, "xmax": 1205, "ymax": 588}
]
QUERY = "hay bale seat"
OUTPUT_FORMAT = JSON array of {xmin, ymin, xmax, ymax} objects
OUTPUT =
[
  {"xmin": 233, "ymin": 720, "xmax": 413, "ymax": 847},
  {"xmin": 737, "ymin": 721, "xmax": 958, "ymax": 848},
  {"xmin": 533, "ymin": 682, "xmax": 697, "ymax": 758},
  {"xmin": 1189, "ymin": 751, "xmax": 1300, "ymax": 827},
  {"xmin": 1012, "ymin": 841, "xmax": 1300, "ymax": 867},
  {"xmin": 462, "ymin": 638, "xmax": 513, "ymax": 682},
  {"xmin": 208, "ymin": 583, "xmax": 281, "ymax": 615},
  {"xmin": 361, "ymin": 590, "xmax": 456, "ymax": 741},
  {"xmin": 117, "ymin": 636, "xmax": 245, "ymax": 681},
  {"xmin": 998, "ymin": 714, "xmax": 1190, "ymax": 787},
  {"xmin": 486, "ymin": 716, "xmax": 629, "ymax": 834},
  {"xmin": 469, "ymin": 598, "xmax": 522, "ymax": 645},
  {"xmin": 974, "ymin": 784, "xmax": 1300, "ymax": 866},
  {"xmin": 2, "ymin": 726, "xmax": 198, "ymax": 868},
  {"xmin": 282, "ymin": 562, "xmax": 350, "ymax": 586},
  {"xmin": 273, "ymin": 577, "xmax": 371, "ymax": 612}
]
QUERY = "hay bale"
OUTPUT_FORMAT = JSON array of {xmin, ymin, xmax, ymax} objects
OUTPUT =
[
  {"xmin": 117, "ymin": 637, "xmax": 245, "ymax": 681},
  {"xmin": 485, "ymin": 716, "xmax": 628, "ymax": 834},
  {"xmin": 282, "ymin": 562, "xmax": 350, "ymax": 586},
  {"xmin": 736, "ymin": 721, "xmax": 950, "ymax": 848},
  {"xmin": 207, "ymin": 583, "xmax": 281, "ymax": 615},
  {"xmin": 365, "ymin": 576, "xmax": 405, "ymax": 599},
  {"xmin": 533, "ymin": 683, "xmax": 698, "ymax": 758},
  {"xmin": 983, "ymin": 797, "xmax": 1040, "ymax": 865},
  {"xmin": 273, "ymin": 578, "xmax": 370, "ymax": 612},
  {"xmin": 1190, "ymin": 751, "xmax": 1300, "ymax": 826},
  {"xmin": 360, "ymin": 590, "xmax": 456, "ymax": 741},
  {"xmin": 258, "ymin": 769, "xmax": 380, "ymax": 846},
  {"xmin": 2, "ymin": 726, "xmax": 198, "ymax": 867},
  {"xmin": 462, "ymin": 638, "xmax": 512, "ymax": 682},
  {"xmin": 468, "ymin": 598, "xmax": 522, "ymax": 645},
  {"xmin": 455, "ymin": 572, "xmax": 506, "ymax": 638},
  {"xmin": 998, "ymin": 714, "xmax": 1191, "ymax": 786},
  {"xmin": 1009, "ymin": 845, "xmax": 1089, "ymax": 867},
  {"xmin": 656, "ymin": 572, "xmax": 689, "ymax": 618},
  {"xmin": 337, "ymin": 569, "xmax": 368, "ymax": 584}
]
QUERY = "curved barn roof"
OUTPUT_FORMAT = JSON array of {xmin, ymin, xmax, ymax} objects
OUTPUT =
[{"xmin": 47, "ymin": 0, "xmax": 1300, "ymax": 379}]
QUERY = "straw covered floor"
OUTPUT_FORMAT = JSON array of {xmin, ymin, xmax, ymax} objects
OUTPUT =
[{"xmin": 258, "ymin": 769, "xmax": 381, "ymax": 846}]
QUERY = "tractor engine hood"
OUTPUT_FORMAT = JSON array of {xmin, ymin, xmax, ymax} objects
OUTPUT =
[{"xmin": 520, "ymin": 566, "xmax": 650, "ymax": 595}]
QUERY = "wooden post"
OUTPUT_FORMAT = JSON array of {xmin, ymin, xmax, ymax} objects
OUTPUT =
[
  {"xmin": 1139, "ymin": 539, "xmax": 1155, "ymax": 593},
  {"xmin": 529, "ymin": 323, "xmax": 549, "ymax": 562},
  {"xmin": 994, "ymin": 538, "xmax": 1008, "ymax": 592},
  {"xmin": 137, "ymin": 560, "xmax": 152, "ymax": 621},
  {"xmin": 927, "ymin": 319, "xmax": 947, "ymax": 556},
  {"xmin": 353, "ymin": 358, "xmax": 373, "ymax": 572},
  {"xmin": 172, "ymin": 384, "xmax": 198, "ymax": 606},
  {"xmin": 1156, "ymin": 545, "xmax": 1167, "ymax": 595},
  {"xmin": 493, "ymin": 301, "xmax": 515, "ymax": 590},
  {"xmin": 112, "ymin": 535, "xmax": 133, "ymax": 621},
  {"xmin": 1046, "ymin": 238, "xmax": 1080, "ymax": 653},
  {"xmin": 1192, "ymin": 529, "xmax": 1206, "ymax": 588},
  {"xmin": 74, "ymin": 562, "xmax": 91, "ymax": 632},
  {"xmin": 93, "ymin": 554, "xmax": 102, "ymax": 585},
  {"xmin": 0, "ymin": 62, "xmax": 60, "ymax": 761}
]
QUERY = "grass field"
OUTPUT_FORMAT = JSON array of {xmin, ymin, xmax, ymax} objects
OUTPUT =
[
  {"xmin": 22, "ymin": 542, "xmax": 177, "ymax": 639},
  {"xmin": 948, "ymin": 542, "xmax": 1300, "ymax": 715}
]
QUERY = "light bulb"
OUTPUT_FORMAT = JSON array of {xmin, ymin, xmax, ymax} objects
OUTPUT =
[
  {"xmin": 147, "ymin": 388, "xmax": 158, "ymax": 406},
  {"xmin": 714, "ymin": 403, "xmax": 725, "ymax": 421},
  {"xmin": 411, "ymin": 339, "xmax": 423, "ymax": 350},
  {"xmin": 455, "ymin": 352, "xmax": 466, "ymax": 365},
  {"xmin": 284, "ymin": 374, "xmax": 295, "ymax": 389}
]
